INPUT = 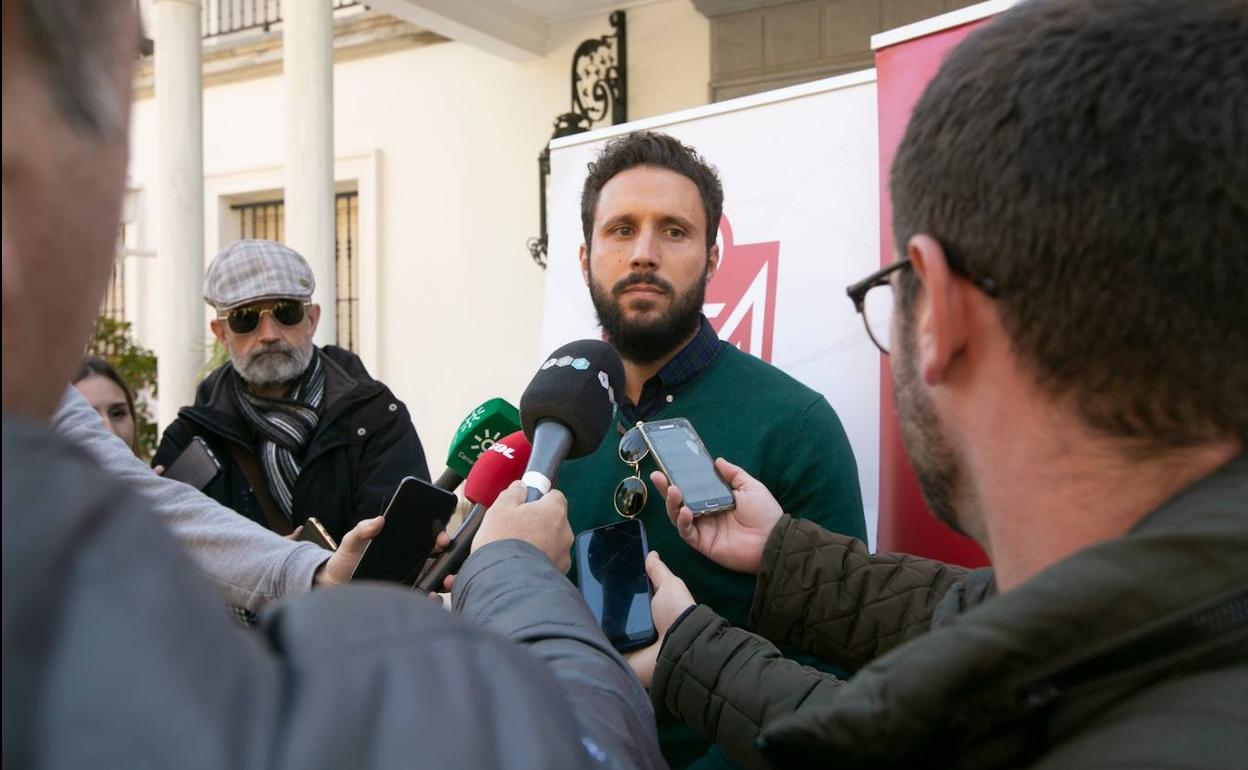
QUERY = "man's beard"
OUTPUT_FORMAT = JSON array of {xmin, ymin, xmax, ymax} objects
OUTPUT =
[
  {"xmin": 232, "ymin": 341, "xmax": 314, "ymax": 389},
  {"xmin": 892, "ymin": 307, "xmax": 970, "ymax": 536},
  {"xmin": 588, "ymin": 266, "xmax": 707, "ymax": 365}
]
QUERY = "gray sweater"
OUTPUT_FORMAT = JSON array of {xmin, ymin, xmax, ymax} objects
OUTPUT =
[{"xmin": 52, "ymin": 386, "xmax": 327, "ymax": 611}]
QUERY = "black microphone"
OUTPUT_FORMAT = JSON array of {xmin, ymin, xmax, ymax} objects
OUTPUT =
[{"xmin": 519, "ymin": 339, "xmax": 625, "ymax": 502}]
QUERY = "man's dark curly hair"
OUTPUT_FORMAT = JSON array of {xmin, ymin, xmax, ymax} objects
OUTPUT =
[{"xmin": 580, "ymin": 131, "xmax": 724, "ymax": 252}]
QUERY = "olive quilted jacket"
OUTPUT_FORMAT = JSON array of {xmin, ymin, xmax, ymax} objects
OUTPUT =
[{"xmin": 651, "ymin": 455, "xmax": 1248, "ymax": 769}]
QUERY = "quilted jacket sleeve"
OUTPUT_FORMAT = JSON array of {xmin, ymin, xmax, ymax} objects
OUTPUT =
[
  {"xmin": 748, "ymin": 515, "xmax": 969, "ymax": 671},
  {"xmin": 651, "ymin": 605, "xmax": 846, "ymax": 770}
]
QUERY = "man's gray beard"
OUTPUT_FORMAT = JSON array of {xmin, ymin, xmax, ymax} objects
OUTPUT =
[
  {"xmin": 892, "ymin": 308, "xmax": 971, "ymax": 537},
  {"xmin": 232, "ymin": 342, "xmax": 314, "ymax": 389}
]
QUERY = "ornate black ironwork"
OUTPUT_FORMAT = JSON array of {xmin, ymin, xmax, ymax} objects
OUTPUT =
[
  {"xmin": 200, "ymin": 0, "xmax": 361, "ymax": 41},
  {"xmin": 529, "ymin": 11, "xmax": 627, "ymax": 268}
]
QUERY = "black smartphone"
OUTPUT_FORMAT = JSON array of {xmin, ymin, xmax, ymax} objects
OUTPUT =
[
  {"xmin": 574, "ymin": 518, "xmax": 658, "ymax": 653},
  {"xmin": 414, "ymin": 502, "xmax": 485, "ymax": 595},
  {"xmin": 638, "ymin": 418, "xmax": 735, "ymax": 517},
  {"xmin": 163, "ymin": 436, "xmax": 222, "ymax": 490},
  {"xmin": 298, "ymin": 517, "xmax": 338, "ymax": 551},
  {"xmin": 352, "ymin": 476, "xmax": 457, "ymax": 586}
]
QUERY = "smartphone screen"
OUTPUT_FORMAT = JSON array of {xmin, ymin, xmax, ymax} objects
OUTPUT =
[
  {"xmin": 574, "ymin": 518, "xmax": 657, "ymax": 653},
  {"xmin": 640, "ymin": 419, "xmax": 735, "ymax": 516},
  {"xmin": 352, "ymin": 477, "xmax": 456, "ymax": 586},
  {"xmin": 163, "ymin": 436, "xmax": 221, "ymax": 491}
]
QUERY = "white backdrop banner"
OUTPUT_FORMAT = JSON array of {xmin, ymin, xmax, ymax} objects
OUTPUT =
[{"xmin": 540, "ymin": 69, "xmax": 883, "ymax": 546}]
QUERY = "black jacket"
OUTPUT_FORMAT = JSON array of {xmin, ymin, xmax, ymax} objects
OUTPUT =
[{"xmin": 154, "ymin": 346, "xmax": 429, "ymax": 541}]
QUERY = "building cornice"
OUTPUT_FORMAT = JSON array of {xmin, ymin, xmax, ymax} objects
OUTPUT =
[
  {"xmin": 132, "ymin": 12, "xmax": 446, "ymax": 99},
  {"xmin": 691, "ymin": 0, "xmax": 801, "ymax": 18}
]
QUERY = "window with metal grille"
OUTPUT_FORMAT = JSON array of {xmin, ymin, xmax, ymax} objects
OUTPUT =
[
  {"xmin": 200, "ymin": 0, "xmax": 361, "ymax": 40},
  {"xmin": 231, "ymin": 193, "xmax": 359, "ymax": 351},
  {"xmin": 333, "ymin": 193, "xmax": 359, "ymax": 352},
  {"xmin": 235, "ymin": 199, "xmax": 285, "ymax": 242},
  {"xmin": 101, "ymin": 226, "xmax": 127, "ymax": 322}
]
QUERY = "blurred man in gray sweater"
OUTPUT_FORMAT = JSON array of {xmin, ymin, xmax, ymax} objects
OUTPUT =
[
  {"xmin": 1, "ymin": 2, "xmax": 663, "ymax": 768},
  {"xmin": 52, "ymin": 385, "xmax": 376, "ymax": 610}
]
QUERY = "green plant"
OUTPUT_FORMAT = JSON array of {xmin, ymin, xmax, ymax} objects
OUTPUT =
[
  {"xmin": 87, "ymin": 316, "xmax": 159, "ymax": 460},
  {"xmin": 199, "ymin": 338, "xmax": 229, "ymax": 382}
]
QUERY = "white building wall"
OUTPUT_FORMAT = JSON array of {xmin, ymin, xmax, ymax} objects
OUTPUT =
[{"xmin": 127, "ymin": 0, "xmax": 710, "ymax": 460}]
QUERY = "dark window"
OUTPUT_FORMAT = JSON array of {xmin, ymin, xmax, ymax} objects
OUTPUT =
[
  {"xmin": 231, "ymin": 193, "xmax": 360, "ymax": 351},
  {"xmin": 200, "ymin": 0, "xmax": 361, "ymax": 40},
  {"xmin": 333, "ymin": 192, "xmax": 360, "ymax": 352},
  {"xmin": 101, "ymin": 227, "xmax": 126, "ymax": 322},
  {"xmin": 234, "ymin": 199, "xmax": 284, "ymax": 242}
]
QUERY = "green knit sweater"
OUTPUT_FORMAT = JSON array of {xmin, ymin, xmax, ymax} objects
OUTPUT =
[{"xmin": 557, "ymin": 344, "xmax": 866, "ymax": 769}]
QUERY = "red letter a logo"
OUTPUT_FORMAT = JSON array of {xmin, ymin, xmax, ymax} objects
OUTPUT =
[{"xmin": 704, "ymin": 217, "xmax": 780, "ymax": 362}]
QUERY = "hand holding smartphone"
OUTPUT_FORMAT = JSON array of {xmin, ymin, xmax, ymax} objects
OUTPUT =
[
  {"xmin": 638, "ymin": 418, "xmax": 735, "ymax": 517},
  {"xmin": 414, "ymin": 503, "xmax": 484, "ymax": 594},
  {"xmin": 351, "ymin": 477, "xmax": 457, "ymax": 586},
  {"xmin": 574, "ymin": 518, "xmax": 658, "ymax": 653}
]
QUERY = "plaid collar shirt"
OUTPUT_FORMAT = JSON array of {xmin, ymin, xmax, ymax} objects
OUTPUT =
[{"xmin": 617, "ymin": 315, "xmax": 723, "ymax": 426}]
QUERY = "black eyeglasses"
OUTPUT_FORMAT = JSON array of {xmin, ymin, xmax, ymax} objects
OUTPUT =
[
  {"xmin": 614, "ymin": 423, "xmax": 650, "ymax": 518},
  {"xmin": 846, "ymin": 248, "xmax": 1000, "ymax": 355},
  {"xmin": 219, "ymin": 300, "xmax": 311, "ymax": 335}
]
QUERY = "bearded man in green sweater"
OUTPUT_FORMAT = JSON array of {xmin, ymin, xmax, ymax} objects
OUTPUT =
[{"xmin": 555, "ymin": 131, "xmax": 867, "ymax": 769}]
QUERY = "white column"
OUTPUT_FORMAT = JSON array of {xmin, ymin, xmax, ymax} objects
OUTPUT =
[
  {"xmin": 153, "ymin": 0, "xmax": 205, "ymax": 430},
  {"xmin": 284, "ymin": 2, "xmax": 337, "ymax": 347}
]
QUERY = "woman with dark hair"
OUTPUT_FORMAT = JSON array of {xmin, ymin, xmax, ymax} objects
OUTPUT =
[{"xmin": 73, "ymin": 355, "xmax": 139, "ymax": 455}]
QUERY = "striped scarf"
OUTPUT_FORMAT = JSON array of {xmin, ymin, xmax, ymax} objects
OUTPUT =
[{"xmin": 230, "ymin": 352, "xmax": 325, "ymax": 520}]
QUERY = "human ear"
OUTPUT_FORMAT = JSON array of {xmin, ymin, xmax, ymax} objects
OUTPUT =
[
  {"xmin": 209, "ymin": 318, "xmax": 228, "ymax": 345},
  {"xmin": 306, "ymin": 303, "xmax": 321, "ymax": 335},
  {"xmin": 906, "ymin": 234, "xmax": 969, "ymax": 386},
  {"xmin": 705, "ymin": 243, "xmax": 719, "ymax": 285}
]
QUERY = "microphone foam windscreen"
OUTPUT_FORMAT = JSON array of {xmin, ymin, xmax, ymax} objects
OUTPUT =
[
  {"xmin": 520, "ymin": 339, "xmax": 625, "ymax": 459},
  {"xmin": 444, "ymin": 398, "xmax": 522, "ymax": 478},
  {"xmin": 464, "ymin": 430, "xmax": 532, "ymax": 506}
]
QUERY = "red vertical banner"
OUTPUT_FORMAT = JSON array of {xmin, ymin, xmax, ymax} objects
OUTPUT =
[{"xmin": 875, "ymin": 20, "xmax": 992, "ymax": 566}]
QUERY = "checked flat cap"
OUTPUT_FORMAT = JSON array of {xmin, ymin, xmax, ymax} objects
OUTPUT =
[{"xmin": 203, "ymin": 239, "xmax": 316, "ymax": 310}]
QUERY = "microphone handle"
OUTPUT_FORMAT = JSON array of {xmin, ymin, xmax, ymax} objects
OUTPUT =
[
  {"xmin": 522, "ymin": 420, "xmax": 574, "ymax": 502},
  {"xmin": 414, "ymin": 502, "xmax": 486, "ymax": 593},
  {"xmin": 433, "ymin": 467, "xmax": 463, "ymax": 491}
]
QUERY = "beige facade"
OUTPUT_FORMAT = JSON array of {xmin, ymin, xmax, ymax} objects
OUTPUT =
[
  {"xmin": 124, "ymin": 0, "xmax": 711, "ymax": 452},
  {"xmin": 123, "ymin": 0, "xmax": 964, "ymax": 458}
]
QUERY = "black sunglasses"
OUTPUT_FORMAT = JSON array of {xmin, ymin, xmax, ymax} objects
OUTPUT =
[
  {"xmin": 219, "ymin": 300, "xmax": 310, "ymax": 335},
  {"xmin": 614, "ymin": 424, "xmax": 650, "ymax": 518}
]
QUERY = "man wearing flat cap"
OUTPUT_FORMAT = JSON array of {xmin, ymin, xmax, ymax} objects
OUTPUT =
[{"xmin": 154, "ymin": 239, "xmax": 429, "ymax": 542}]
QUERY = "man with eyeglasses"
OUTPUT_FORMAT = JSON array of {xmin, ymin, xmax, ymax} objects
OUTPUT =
[
  {"xmin": 153, "ymin": 239, "xmax": 429, "ymax": 543},
  {"xmin": 555, "ymin": 131, "xmax": 867, "ymax": 770},
  {"xmin": 622, "ymin": 1, "xmax": 1248, "ymax": 768}
]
